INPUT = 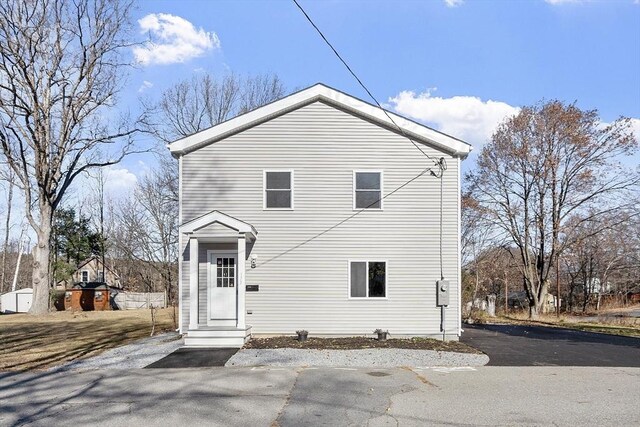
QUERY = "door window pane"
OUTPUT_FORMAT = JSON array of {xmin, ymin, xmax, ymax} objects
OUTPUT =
[{"xmin": 350, "ymin": 262, "xmax": 367, "ymax": 297}]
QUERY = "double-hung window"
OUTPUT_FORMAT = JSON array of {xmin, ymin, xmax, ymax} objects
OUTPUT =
[
  {"xmin": 354, "ymin": 171, "xmax": 382, "ymax": 209},
  {"xmin": 349, "ymin": 261, "xmax": 386, "ymax": 298},
  {"xmin": 264, "ymin": 170, "xmax": 293, "ymax": 209},
  {"xmin": 81, "ymin": 270, "xmax": 89, "ymax": 282}
]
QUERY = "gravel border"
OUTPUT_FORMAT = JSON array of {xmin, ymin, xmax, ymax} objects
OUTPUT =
[
  {"xmin": 49, "ymin": 332, "xmax": 183, "ymax": 372},
  {"xmin": 226, "ymin": 348, "xmax": 489, "ymax": 368}
]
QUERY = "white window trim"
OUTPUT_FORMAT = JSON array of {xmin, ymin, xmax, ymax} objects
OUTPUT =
[
  {"xmin": 347, "ymin": 260, "xmax": 388, "ymax": 300},
  {"xmin": 353, "ymin": 170, "xmax": 384, "ymax": 211},
  {"xmin": 263, "ymin": 170, "xmax": 294, "ymax": 210},
  {"xmin": 81, "ymin": 270, "xmax": 89, "ymax": 282}
]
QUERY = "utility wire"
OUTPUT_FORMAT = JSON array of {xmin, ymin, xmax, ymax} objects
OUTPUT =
[
  {"xmin": 256, "ymin": 167, "xmax": 434, "ymax": 268},
  {"xmin": 292, "ymin": 0, "xmax": 444, "ymax": 175},
  {"xmin": 282, "ymin": 0, "xmax": 449, "ymax": 279}
]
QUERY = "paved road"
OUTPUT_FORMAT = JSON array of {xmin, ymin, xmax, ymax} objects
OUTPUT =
[
  {"xmin": 461, "ymin": 324, "xmax": 640, "ymax": 366},
  {"xmin": 2, "ymin": 366, "xmax": 639, "ymax": 426}
]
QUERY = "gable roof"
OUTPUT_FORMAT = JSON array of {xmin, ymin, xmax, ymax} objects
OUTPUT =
[
  {"xmin": 180, "ymin": 210, "xmax": 258, "ymax": 239},
  {"xmin": 167, "ymin": 83, "xmax": 473, "ymax": 158},
  {"xmin": 76, "ymin": 256, "xmax": 120, "ymax": 278}
]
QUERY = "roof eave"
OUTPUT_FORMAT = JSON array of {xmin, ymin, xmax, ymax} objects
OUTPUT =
[{"xmin": 167, "ymin": 84, "xmax": 473, "ymax": 158}]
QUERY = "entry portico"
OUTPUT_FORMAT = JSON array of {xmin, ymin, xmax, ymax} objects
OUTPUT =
[{"xmin": 180, "ymin": 210, "xmax": 257, "ymax": 347}]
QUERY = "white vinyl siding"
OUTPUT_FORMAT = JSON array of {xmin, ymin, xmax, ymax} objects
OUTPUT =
[{"xmin": 180, "ymin": 101, "xmax": 461, "ymax": 337}]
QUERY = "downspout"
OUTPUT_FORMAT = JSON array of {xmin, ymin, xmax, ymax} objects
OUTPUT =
[
  {"xmin": 177, "ymin": 155, "xmax": 183, "ymax": 333},
  {"xmin": 457, "ymin": 156, "xmax": 462, "ymax": 336}
]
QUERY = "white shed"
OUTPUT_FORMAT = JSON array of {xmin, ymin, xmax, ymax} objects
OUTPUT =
[{"xmin": 0, "ymin": 288, "xmax": 33, "ymax": 313}]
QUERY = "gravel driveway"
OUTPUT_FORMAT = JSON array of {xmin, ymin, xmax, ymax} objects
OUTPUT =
[
  {"xmin": 50, "ymin": 332, "xmax": 183, "ymax": 372},
  {"xmin": 226, "ymin": 348, "xmax": 489, "ymax": 367}
]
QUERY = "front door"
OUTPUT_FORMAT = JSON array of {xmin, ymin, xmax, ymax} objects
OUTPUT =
[{"xmin": 208, "ymin": 252, "xmax": 237, "ymax": 326}]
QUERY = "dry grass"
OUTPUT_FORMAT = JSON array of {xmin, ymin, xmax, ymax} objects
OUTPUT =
[
  {"xmin": 245, "ymin": 336, "xmax": 482, "ymax": 354},
  {"xmin": 0, "ymin": 308, "xmax": 176, "ymax": 371}
]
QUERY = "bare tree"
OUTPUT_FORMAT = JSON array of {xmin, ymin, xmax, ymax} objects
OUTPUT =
[
  {"xmin": 467, "ymin": 101, "xmax": 638, "ymax": 318},
  {"xmin": 0, "ymin": 0, "xmax": 144, "ymax": 313},
  {"xmin": 112, "ymin": 72, "xmax": 287, "ymax": 300},
  {"xmin": 113, "ymin": 154, "xmax": 178, "ymax": 300},
  {"xmin": 146, "ymin": 72, "xmax": 286, "ymax": 143}
]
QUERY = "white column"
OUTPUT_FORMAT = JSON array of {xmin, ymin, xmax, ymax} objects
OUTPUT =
[
  {"xmin": 189, "ymin": 236, "xmax": 199, "ymax": 330},
  {"xmin": 237, "ymin": 233, "xmax": 246, "ymax": 329}
]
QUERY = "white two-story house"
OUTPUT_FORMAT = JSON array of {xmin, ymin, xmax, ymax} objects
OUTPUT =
[{"xmin": 168, "ymin": 84, "xmax": 472, "ymax": 347}]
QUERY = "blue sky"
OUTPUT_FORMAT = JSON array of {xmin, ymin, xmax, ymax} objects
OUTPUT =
[{"xmin": 93, "ymin": 0, "xmax": 640, "ymax": 194}]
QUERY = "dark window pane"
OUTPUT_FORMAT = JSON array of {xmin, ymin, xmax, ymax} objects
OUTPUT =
[
  {"xmin": 217, "ymin": 267, "xmax": 222, "ymax": 278},
  {"xmin": 223, "ymin": 258, "xmax": 228, "ymax": 267},
  {"xmin": 229, "ymin": 277, "xmax": 234, "ymax": 287},
  {"xmin": 356, "ymin": 191, "xmax": 381, "ymax": 209},
  {"xmin": 369, "ymin": 262, "xmax": 386, "ymax": 297},
  {"xmin": 266, "ymin": 172, "xmax": 291, "ymax": 189},
  {"xmin": 356, "ymin": 172, "xmax": 380, "ymax": 190},
  {"xmin": 229, "ymin": 258, "xmax": 235, "ymax": 266},
  {"xmin": 217, "ymin": 278, "xmax": 222, "ymax": 288},
  {"xmin": 266, "ymin": 190, "xmax": 291, "ymax": 208},
  {"xmin": 217, "ymin": 258, "xmax": 222, "ymax": 266},
  {"xmin": 350, "ymin": 262, "xmax": 367, "ymax": 297}
]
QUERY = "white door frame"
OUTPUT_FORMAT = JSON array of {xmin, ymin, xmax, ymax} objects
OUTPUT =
[{"xmin": 207, "ymin": 250, "xmax": 238, "ymax": 327}]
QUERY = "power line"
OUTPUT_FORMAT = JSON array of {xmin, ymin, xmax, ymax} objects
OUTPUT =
[
  {"xmin": 291, "ymin": 0, "xmax": 449, "ymax": 280},
  {"xmin": 292, "ymin": 0, "xmax": 445, "ymax": 175},
  {"xmin": 256, "ymin": 166, "xmax": 435, "ymax": 268}
]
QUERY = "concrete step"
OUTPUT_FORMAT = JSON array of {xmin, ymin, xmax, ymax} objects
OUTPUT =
[
  {"xmin": 184, "ymin": 327, "xmax": 251, "ymax": 348},
  {"xmin": 187, "ymin": 327, "xmax": 251, "ymax": 338}
]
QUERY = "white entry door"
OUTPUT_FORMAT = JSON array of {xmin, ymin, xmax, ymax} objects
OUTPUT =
[{"xmin": 208, "ymin": 252, "xmax": 238, "ymax": 325}]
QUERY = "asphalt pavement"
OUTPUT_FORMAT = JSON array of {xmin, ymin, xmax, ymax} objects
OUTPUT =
[
  {"xmin": 2, "ymin": 366, "xmax": 639, "ymax": 426},
  {"xmin": 461, "ymin": 324, "xmax": 640, "ymax": 366},
  {"xmin": 145, "ymin": 348, "xmax": 238, "ymax": 368}
]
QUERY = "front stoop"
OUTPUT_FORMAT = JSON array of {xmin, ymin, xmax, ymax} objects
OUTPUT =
[{"xmin": 184, "ymin": 326, "xmax": 251, "ymax": 348}]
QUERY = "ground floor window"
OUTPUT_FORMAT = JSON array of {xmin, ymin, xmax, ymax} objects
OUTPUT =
[{"xmin": 349, "ymin": 261, "xmax": 386, "ymax": 298}]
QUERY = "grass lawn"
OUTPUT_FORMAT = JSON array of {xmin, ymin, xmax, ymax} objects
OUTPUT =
[
  {"xmin": 246, "ymin": 336, "xmax": 482, "ymax": 353},
  {"xmin": 0, "ymin": 308, "xmax": 176, "ymax": 371}
]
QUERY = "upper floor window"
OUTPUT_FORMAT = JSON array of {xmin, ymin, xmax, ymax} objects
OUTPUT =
[
  {"xmin": 81, "ymin": 270, "xmax": 89, "ymax": 282},
  {"xmin": 264, "ymin": 170, "xmax": 293, "ymax": 209},
  {"xmin": 354, "ymin": 171, "xmax": 382, "ymax": 210}
]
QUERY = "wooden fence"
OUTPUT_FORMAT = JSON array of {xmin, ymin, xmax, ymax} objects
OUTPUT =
[{"xmin": 113, "ymin": 291, "xmax": 167, "ymax": 310}]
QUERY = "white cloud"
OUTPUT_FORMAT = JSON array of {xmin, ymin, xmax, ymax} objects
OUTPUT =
[
  {"xmin": 103, "ymin": 166, "xmax": 138, "ymax": 197},
  {"xmin": 388, "ymin": 89, "xmax": 520, "ymax": 147},
  {"xmin": 137, "ymin": 80, "xmax": 153, "ymax": 93},
  {"xmin": 444, "ymin": 0, "xmax": 464, "ymax": 7},
  {"xmin": 133, "ymin": 13, "xmax": 220, "ymax": 66}
]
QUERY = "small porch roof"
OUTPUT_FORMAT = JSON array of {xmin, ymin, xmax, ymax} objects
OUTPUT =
[{"xmin": 180, "ymin": 210, "xmax": 258, "ymax": 239}]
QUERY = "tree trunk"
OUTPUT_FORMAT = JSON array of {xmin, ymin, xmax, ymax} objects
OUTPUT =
[{"xmin": 29, "ymin": 205, "xmax": 52, "ymax": 315}]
